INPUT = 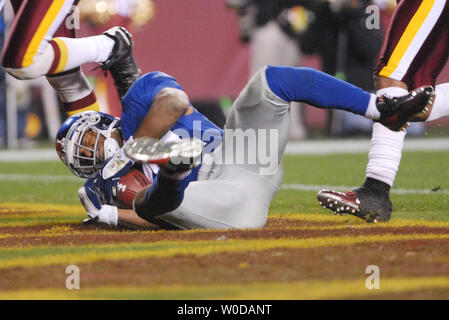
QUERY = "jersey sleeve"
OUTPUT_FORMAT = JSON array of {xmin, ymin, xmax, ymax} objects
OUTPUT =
[{"xmin": 120, "ymin": 72, "xmax": 183, "ymax": 140}]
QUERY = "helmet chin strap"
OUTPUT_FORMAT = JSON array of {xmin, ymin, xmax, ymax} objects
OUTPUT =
[{"xmin": 103, "ymin": 137, "xmax": 120, "ymax": 160}]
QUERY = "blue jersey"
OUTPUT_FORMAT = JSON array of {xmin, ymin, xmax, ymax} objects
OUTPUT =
[{"xmin": 121, "ymin": 72, "xmax": 223, "ymax": 151}]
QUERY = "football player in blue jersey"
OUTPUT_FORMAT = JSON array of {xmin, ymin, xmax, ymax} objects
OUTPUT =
[{"xmin": 56, "ymin": 56, "xmax": 433, "ymax": 230}]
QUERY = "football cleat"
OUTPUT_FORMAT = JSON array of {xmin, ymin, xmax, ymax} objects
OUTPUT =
[
  {"xmin": 317, "ymin": 187, "xmax": 392, "ymax": 223},
  {"xmin": 124, "ymin": 137, "xmax": 204, "ymax": 173},
  {"xmin": 376, "ymin": 86, "xmax": 435, "ymax": 131},
  {"xmin": 409, "ymin": 95, "xmax": 435, "ymax": 122},
  {"xmin": 102, "ymin": 26, "xmax": 141, "ymax": 100}
]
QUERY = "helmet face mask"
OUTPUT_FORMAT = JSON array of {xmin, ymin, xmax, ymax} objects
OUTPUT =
[{"xmin": 56, "ymin": 111, "xmax": 122, "ymax": 179}]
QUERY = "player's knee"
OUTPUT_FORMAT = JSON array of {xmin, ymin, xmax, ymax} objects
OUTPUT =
[
  {"xmin": 229, "ymin": 196, "xmax": 268, "ymax": 229},
  {"xmin": 2, "ymin": 47, "xmax": 53, "ymax": 80},
  {"xmin": 234, "ymin": 66, "xmax": 269, "ymax": 108},
  {"xmin": 374, "ymin": 74, "xmax": 408, "ymax": 91},
  {"xmin": 249, "ymin": 65, "xmax": 270, "ymax": 90},
  {"xmin": 3, "ymin": 59, "xmax": 48, "ymax": 80}
]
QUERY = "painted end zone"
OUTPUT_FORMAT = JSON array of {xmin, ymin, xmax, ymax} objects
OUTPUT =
[{"xmin": 1, "ymin": 203, "xmax": 449, "ymax": 299}]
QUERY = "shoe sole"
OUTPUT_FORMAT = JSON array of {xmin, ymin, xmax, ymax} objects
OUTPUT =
[
  {"xmin": 125, "ymin": 137, "xmax": 203, "ymax": 165},
  {"xmin": 317, "ymin": 190, "xmax": 361, "ymax": 216},
  {"xmin": 104, "ymin": 26, "xmax": 132, "ymax": 47},
  {"xmin": 382, "ymin": 86, "xmax": 435, "ymax": 131}
]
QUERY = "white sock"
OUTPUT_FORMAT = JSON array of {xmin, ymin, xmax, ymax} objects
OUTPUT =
[
  {"xmin": 53, "ymin": 35, "xmax": 115, "ymax": 72},
  {"xmin": 365, "ymin": 87, "xmax": 408, "ymax": 187},
  {"xmin": 376, "ymin": 87, "xmax": 409, "ymax": 99},
  {"xmin": 427, "ymin": 83, "xmax": 449, "ymax": 121},
  {"xmin": 364, "ymin": 94, "xmax": 381, "ymax": 120}
]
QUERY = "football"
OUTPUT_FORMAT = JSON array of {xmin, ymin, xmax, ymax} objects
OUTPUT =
[{"xmin": 114, "ymin": 168, "xmax": 151, "ymax": 209}]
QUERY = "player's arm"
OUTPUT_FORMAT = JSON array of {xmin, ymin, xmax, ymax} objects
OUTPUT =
[
  {"xmin": 134, "ymin": 87, "xmax": 193, "ymax": 139},
  {"xmin": 117, "ymin": 208, "xmax": 160, "ymax": 230},
  {"xmin": 80, "ymin": 81, "xmax": 193, "ymax": 214},
  {"xmin": 82, "ymin": 204, "xmax": 160, "ymax": 230}
]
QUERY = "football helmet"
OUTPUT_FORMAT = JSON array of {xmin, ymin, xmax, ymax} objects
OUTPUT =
[{"xmin": 55, "ymin": 111, "xmax": 122, "ymax": 179}]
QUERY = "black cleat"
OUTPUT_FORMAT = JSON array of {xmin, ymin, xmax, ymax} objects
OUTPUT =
[
  {"xmin": 376, "ymin": 86, "xmax": 435, "ymax": 131},
  {"xmin": 317, "ymin": 186, "xmax": 392, "ymax": 223},
  {"xmin": 102, "ymin": 26, "xmax": 141, "ymax": 100}
]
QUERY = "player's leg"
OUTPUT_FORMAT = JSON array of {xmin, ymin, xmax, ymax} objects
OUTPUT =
[
  {"xmin": 2, "ymin": 1, "xmax": 131, "ymax": 81},
  {"xmin": 376, "ymin": 0, "xmax": 449, "ymax": 89},
  {"xmin": 3, "ymin": 0, "xmax": 77, "ymax": 78},
  {"xmin": 43, "ymin": 12, "xmax": 100, "ymax": 116},
  {"xmin": 2, "ymin": 0, "xmax": 115, "ymax": 79},
  {"xmin": 225, "ymin": 65, "xmax": 431, "ymax": 176},
  {"xmin": 318, "ymin": 0, "xmax": 449, "ymax": 222},
  {"xmin": 139, "ymin": 164, "xmax": 283, "ymax": 230},
  {"xmin": 127, "ymin": 136, "xmax": 280, "ymax": 230},
  {"xmin": 2, "ymin": 1, "xmax": 137, "ymax": 114},
  {"xmin": 46, "ymin": 67, "xmax": 100, "ymax": 116},
  {"xmin": 410, "ymin": 21, "xmax": 449, "ymax": 122},
  {"xmin": 250, "ymin": 20, "xmax": 307, "ymax": 140},
  {"xmin": 170, "ymin": 65, "xmax": 392, "ymax": 229},
  {"xmin": 426, "ymin": 83, "xmax": 449, "ymax": 121},
  {"xmin": 45, "ymin": 24, "xmax": 139, "ymax": 115},
  {"xmin": 362, "ymin": 0, "xmax": 449, "ymax": 217},
  {"xmin": 2, "ymin": 0, "xmax": 98, "ymax": 115},
  {"xmin": 367, "ymin": 11, "xmax": 449, "ymax": 186},
  {"xmin": 131, "ymin": 65, "xmax": 432, "ymax": 228},
  {"xmin": 225, "ymin": 65, "xmax": 376, "ymax": 175},
  {"xmin": 179, "ymin": 66, "xmax": 387, "ymax": 227}
]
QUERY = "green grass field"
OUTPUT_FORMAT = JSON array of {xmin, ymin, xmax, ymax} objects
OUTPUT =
[
  {"xmin": 1, "ymin": 149, "xmax": 449, "ymax": 300},
  {"xmin": 1, "ymin": 150, "xmax": 448, "ymax": 221}
]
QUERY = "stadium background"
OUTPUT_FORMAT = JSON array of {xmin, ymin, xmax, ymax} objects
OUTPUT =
[
  {"xmin": 80, "ymin": 0, "xmax": 449, "ymax": 130},
  {"xmin": 2, "ymin": 0, "xmax": 449, "ymax": 146}
]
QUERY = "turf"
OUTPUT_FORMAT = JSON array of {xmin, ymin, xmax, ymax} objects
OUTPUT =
[
  {"xmin": 1, "ymin": 151, "xmax": 449, "ymax": 300},
  {"xmin": 1, "ymin": 150, "xmax": 448, "ymax": 221}
]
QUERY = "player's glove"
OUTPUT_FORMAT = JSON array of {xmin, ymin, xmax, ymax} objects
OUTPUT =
[
  {"xmin": 78, "ymin": 181, "xmax": 102, "ymax": 215},
  {"xmin": 83, "ymin": 206, "xmax": 119, "ymax": 226},
  {"xmin": 78, "ymin": 185, "xmax": 119, "ymax": 226}
]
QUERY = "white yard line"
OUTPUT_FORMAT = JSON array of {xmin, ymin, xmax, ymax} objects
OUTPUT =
[
  {"xmin": 1, "ymin": 138, "xmax": 448, "ymax": 195},
  {"xmin": 282, "ymin": 184, "xmax": 449, "ymax": 195},
  {"xmin": 0, "ymin": 174, "xmax": 445, "ymax": 195},
  {"xmin": 1, "ymin": 138, "xmax": 448, "ymax": 161},
  {"xmin": 0, "ymin": 149, "xmax": 58, "ymax": 162},
  {"xmin": 285, "ymin": 138, "xmax": 449, "ymax": 155},
  {"xmin": 0, "ymin": 174, "xmax": 79, "ymax": 182}
]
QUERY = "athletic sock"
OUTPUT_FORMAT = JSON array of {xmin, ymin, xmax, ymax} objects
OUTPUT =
[
  {"xmin": 364, "ymin": 94, "xmax": 381, "ymax": 120},
  {"xmin": 365, "ymin": 87, "xmax": 408, "ymax": 187},
  {"xmin": 362, "ymin": 177, "xmax": 391, "ymax": 194},
  {"xmin": 427, "ymin": 83, "xmax": 449, "ymax": 121},
  {"xmin": 47, "ymin": 35, "xmax": 115, "ymax": 75},
  {"xmin": 46, "ymin": 68, "xmax": 100, "ymax": 116},
  {"xmin": 265, "ymin": 66, "xmax": 372, "ymax": 116}
]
